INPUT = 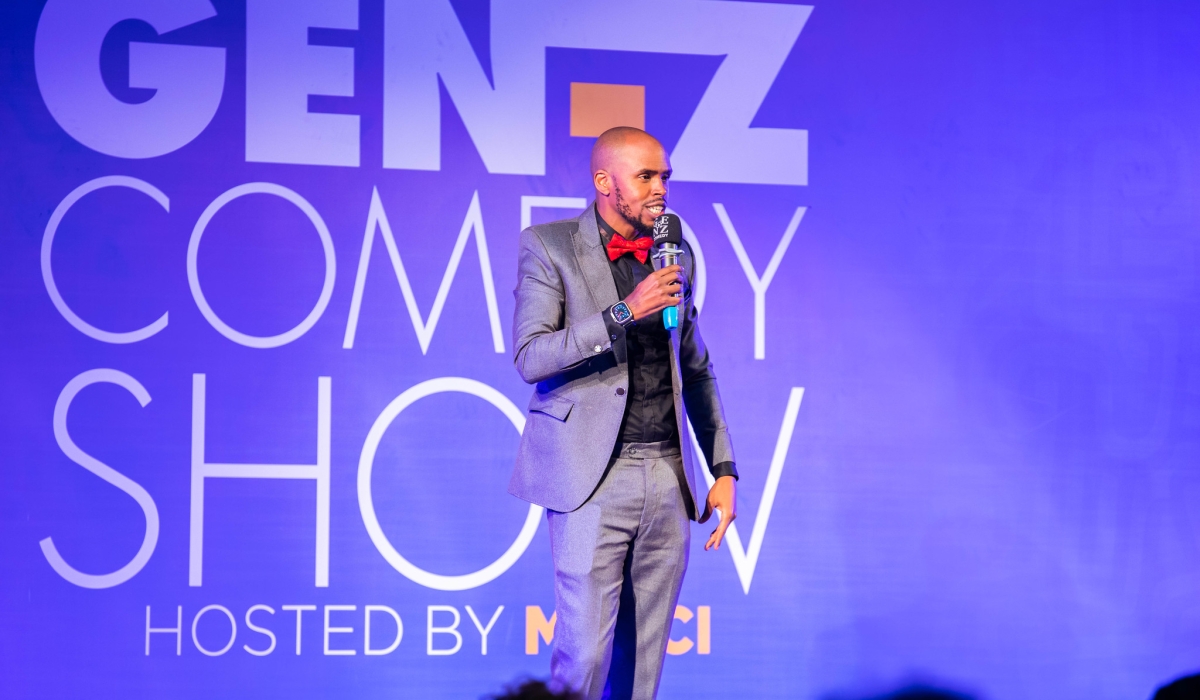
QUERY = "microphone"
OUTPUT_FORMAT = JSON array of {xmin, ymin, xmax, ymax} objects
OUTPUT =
[{"xmin": 652, "ymin": 213, "xmax": 683, "ymax": 330}]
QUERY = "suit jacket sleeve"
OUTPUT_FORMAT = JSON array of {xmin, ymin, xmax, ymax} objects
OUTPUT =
[
  {"xmin": 512, "ymin": 226, "xmax": 613, "ymax": 385},
  {"xmin": 678, "ymin": 242, "xmax": 737, "ymax": 476}
]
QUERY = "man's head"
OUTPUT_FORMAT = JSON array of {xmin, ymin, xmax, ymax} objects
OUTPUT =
[{"xmin": 591, "ymin": 127, "xmax": 670, "ymax": 237}]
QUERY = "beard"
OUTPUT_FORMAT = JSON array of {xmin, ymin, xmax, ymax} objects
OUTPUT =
[{"xmin": 614, "ymin": 184, "xmax": 653, "ymax": 235}]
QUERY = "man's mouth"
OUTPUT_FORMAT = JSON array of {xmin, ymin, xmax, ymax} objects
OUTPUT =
[{"xmin": 646, "ymin": 203, "xmax": 665, "ymax": 215}]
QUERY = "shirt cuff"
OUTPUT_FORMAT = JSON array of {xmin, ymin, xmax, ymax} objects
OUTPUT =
[
  {"xmin": 603, "ymin": 308, "xmax": 627, "ymax": 344},
  {"xmin": 710, "ymin": 461, "xmax": 738, "ymax": 481}
]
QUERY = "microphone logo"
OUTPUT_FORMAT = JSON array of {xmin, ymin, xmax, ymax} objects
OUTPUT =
[{"xmin": 653, "ymin": 214, "xmax": 671, "ymax": 245}]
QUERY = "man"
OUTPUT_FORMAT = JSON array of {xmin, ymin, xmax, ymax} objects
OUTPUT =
[{"xmin": 510, "ymin": 127, "xmax": 737, "ymax": 700}]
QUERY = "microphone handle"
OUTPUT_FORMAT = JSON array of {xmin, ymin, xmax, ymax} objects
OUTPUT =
[
  {"xmin": 663, "ymin": 305, "xmax": 678, "ymax": 330},
  {"xmin": 655, "ymin": 249, "xmax": 681, "ymax": 330}
]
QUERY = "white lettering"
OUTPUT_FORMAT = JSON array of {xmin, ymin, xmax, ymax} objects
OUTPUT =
[
  {"xmin": 383, "ymin": 0, "xmax": 810, "ymax": 185},
  {"xmin": 243, "ymin": 605, "xmax": 277, "ymax": 656},
  {"xmin": 246, "ymin": 0, "xmax": 359, "ymax": 166},
  {"xmin": 358, "ymin": 378, "xmax": 541, "ymax": 590},
  {"xmin": 41, "ymin": 369, "xmax": 159, "ymax": 588},
  {"xmin": 145, "ymin": 606, "xmax": 182, "ymax": 655},
  {"xmin": 693, "ymin": 387, "xmax": 804, "ymax": 594},
  {"xmin": 343, "ymin": 189, "xmax": 503, "ymax": 354},
  {"xmin": 364, "ymin": 605, "xmax": 404, "ymax": 655},
  {"xmin": 712, "ymin": 204, "xmax": 805, "ymax": 360},
  {"xmin": 383, "ymin": 0, "xmax": 536, "ymax": 173},
  {"xmin": 281, "ymin": 605, "xmax": 317, "ymax": 654},
  {"xmin": 323, "ymin": 605, "xmax": 356, "ymax": 656},
  {"xmin": 42, "ymin": 177, "xmax": 170, "ymax": 344},
  {"xmin": 188, "ymin": 182, "xmax": 337, "ymax": 348},
  {"xmin": 189, "ymin": 375, "xmax": 331, "ymax": 587},
  {"xmin": 426, "ymin": 606, "xmax": 462, "ymax": 656},
  {"xmin": 192, "ymin": 604, "xmax": 237, "ymax": 656},
  {"xmin": 464, "ymin": 605, "xmax": 503, "ymax": 655},
  {"xmin": 34, "ymin": 0, "xmax": 225, "ymax": 158},
  {"xmin": 665, "ymin": 3, "xmax": 812, "ymax": 185},
  {"xmin": 35, "ymin": 1, "xmax": 807, "ymax": 182}
]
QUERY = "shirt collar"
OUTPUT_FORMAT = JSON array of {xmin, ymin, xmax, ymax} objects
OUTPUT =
[
  {"xmin": 596, "ymin": 209, "xmax": 617, "ymax": 245},
  {"xmin": 596, "ymin": 210, "xmax": 648, "ymax": 246}
]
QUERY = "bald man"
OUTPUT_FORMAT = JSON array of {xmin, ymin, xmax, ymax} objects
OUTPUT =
[{"xmin": 510, "ymin": 127, "xmax": 737, "ymax": 700}]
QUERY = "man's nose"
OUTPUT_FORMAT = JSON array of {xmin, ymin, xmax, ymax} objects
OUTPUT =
[{"xmin": 652, "ymin": 177, "xmax": 667, "ymax": 196}]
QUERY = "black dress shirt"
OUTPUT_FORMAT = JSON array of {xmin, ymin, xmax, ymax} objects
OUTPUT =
[{"xmin": 597, "ymin": 212, "xmax": 737, "ymax": 481}]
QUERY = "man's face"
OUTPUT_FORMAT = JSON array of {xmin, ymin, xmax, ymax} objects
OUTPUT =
[{"xmin": 610, "ymin": 139, "xmax": 671, "ymax": 233}]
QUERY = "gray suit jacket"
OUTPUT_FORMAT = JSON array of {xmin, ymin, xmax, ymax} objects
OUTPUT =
[{"xmin": 509, "ymin": 203, "xmax": 735, "ymax": 518}]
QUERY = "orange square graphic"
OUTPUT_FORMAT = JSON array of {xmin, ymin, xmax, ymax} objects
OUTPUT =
[{"xmin": 569, "ymin": 82, "xmax": 645, "ymax": 137}]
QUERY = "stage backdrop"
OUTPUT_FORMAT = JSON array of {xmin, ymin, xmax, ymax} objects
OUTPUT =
[{"xmin": 2, "ymin": 1, "xmax": 1198, "ymax": 698}]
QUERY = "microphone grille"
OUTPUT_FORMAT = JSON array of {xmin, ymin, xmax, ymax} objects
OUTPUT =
[{"xmin": 652, "ymin": 213, "xmax": 683, "ymax": 246}]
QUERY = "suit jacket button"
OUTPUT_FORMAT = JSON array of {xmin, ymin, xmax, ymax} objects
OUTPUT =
[
  {"xmin": 616, "ymin": 387, "xmax": 625, "ymax": 395},
  {"xmin": 593, "ymin": 344, "xmax": 602, "ymax": 353}
]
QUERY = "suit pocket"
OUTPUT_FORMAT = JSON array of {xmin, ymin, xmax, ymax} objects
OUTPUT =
[{"xmin": 528, "ymin": 394, "xmax": 574, "ymax": 421}]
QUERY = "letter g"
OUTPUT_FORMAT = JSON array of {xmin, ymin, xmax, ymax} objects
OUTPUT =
[{"xmin": 35, "ymin": 0, "xmax": 226, "ymax": 158}]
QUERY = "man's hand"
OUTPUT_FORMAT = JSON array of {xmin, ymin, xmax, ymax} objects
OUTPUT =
[
  {"xmin": 699, "ymin": 475, "xmax": 737, "ymax": 551},
  {"xmin": 624, "ymin": 264, "xmax": 682, "ymax": 320}
]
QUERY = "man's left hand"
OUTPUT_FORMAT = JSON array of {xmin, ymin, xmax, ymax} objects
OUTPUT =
[{"xmin": 699, "ymin": 475, "xmax": 737, "ymax": 550}]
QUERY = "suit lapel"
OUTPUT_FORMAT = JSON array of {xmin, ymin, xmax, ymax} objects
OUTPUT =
[
  {"xmin": 572, "ymin": 203, "xmax": 620, "ymax": 313},
  {"xmin": 668, "ymin": 328, "xmax": 700, "ymax": 513},
  {"xmin": 670, "ymin": 243, "xmax": 702, "ymax": 514}
]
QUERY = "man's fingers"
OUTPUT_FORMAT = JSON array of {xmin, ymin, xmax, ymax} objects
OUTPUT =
[
  {"xmin": 704, "ymin": 507, "xmax": 734, "ymax": 550},
  {"xmin": 698, "ymin": 500, "xmax": 713, "ymax": 524},
  {"xmin": 653, "ymin": 265, "xmax": 683, "ymax": 282},
  {"xmin": 714, "ymin": 516, "xmax": 733, "ymax": 550},
  {"xmin": 705, "ymin": 520, "xmax": 730, "ymax": 550},
  {"xmin": 629, "ymin": 265, "xmax": 683, "ymax": 317}
]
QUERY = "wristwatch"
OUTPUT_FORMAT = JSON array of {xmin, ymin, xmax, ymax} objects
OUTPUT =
[{"xmin": 609, "ymin": 301, "xmax": 635, "ymax": 327}]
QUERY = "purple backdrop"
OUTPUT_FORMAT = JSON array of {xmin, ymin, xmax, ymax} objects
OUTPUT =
[{"xmin": 2, "ymin": 1, "xmax": 1198, "ymax": 698}]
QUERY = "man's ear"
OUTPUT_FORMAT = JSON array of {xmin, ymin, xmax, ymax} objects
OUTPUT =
[{"xmin": 594, "ymin": 170, "xmax": 612, "ymax": 196}]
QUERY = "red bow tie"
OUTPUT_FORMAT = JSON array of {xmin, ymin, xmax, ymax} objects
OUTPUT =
[{"xmin": 606, "ymin": 235, "xmax": 653, "ymax": 263}]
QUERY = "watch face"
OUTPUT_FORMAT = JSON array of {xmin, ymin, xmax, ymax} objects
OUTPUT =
[{"xmin": 611, "ymin": 302, "xmax": 633, "ymax": 324}]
